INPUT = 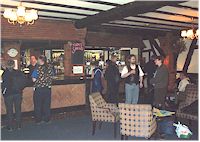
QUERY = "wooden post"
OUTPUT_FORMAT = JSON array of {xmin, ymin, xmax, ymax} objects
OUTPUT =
[
  {"xmin": 64, "ymin": 42, "xmax": 72, "ymax": 77},
  {"xmin": 182, "ymin": 39, "xmax": 197, "ymax": 72},
  {"xmin": 149, "ymin": 38, "xmax": 166, "ymax": 57},
  {"xmin": 158, "ymin": 33, "xmax": 177, "ymax": 92}
]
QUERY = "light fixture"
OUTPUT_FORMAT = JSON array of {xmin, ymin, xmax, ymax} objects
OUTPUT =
[
  {"xmin": 180, "ymin": 18, "xmax": 198, "ymax": 40},
  {"xmin": 3, "ymin": 2, "xmax": 38, "ymax": 25}
]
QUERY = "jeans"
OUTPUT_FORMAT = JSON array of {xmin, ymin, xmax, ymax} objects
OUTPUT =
[
  {"xmin": 33, "ymin": 87, "xmax": 51, "ymax": 122},
  {"xmin": 125, "ymin": 83, "xmax": 139, "ymax": 104},
  {"xmin": 4, "ymin": 94, "xmax": 22, "ymax": 127}
]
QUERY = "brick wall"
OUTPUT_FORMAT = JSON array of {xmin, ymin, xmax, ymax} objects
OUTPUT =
[{"xmin": 1, "ymin": 17, "xmax": 80, "ymax": 41}]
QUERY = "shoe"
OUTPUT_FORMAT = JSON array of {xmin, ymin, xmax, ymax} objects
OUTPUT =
[
  {"xmin": 6, "ymin": 127, "xmax": 13, "ymax": 132},
  {"xmin": 44, "ymin": 120, "xmax": 51, "ymax": 124},
  {"xmin": 16, "ymin": 124, "xmax": 22, "ymax": 130},
  {"xmin": 36, "ymin": 121, "xmax": 42, "ymax": 125}
]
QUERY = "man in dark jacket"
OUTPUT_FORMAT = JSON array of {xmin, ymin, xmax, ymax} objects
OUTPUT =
[
  {"xmin": 144, "ymin": 55, "xmax": 157, "ymax": 90},
  {"xmin": 143, "ymin": 55, "xmax": 157, "ymax": 105},
  {"xmin": 2, "ymin": 60, "xmax": 26, "ymax": 131},
  {"xmin": 105, "ymin": 54, "xmax": 120, "ymax": 103},
  {"xmin": 150, "ymin": 56, "xmax": 169, "ymax": 109}
]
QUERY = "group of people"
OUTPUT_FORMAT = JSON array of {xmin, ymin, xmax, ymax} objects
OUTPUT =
[
  {"xmin": 2, "ymin": 55, "xmax": 53, "ymax": 131},
  {"xmin": 91, "ymin": 55, "xmax": 120, "ymax": 103},
  {"xmin": 90, "ymin": 54, "xmax": 171, "ymax": 110},
  {"xmin": 1, "ymin": 53, "xmax": 190, "ymax": 132}
]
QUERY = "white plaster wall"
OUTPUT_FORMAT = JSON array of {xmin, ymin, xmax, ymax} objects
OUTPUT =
[
  {"xmin": 177, "ymin": 39, "xmax": 198, "ymax": 73},
  {"xmin": 142, "ymin": 39, "xmax": 198, "ymax": 73}
]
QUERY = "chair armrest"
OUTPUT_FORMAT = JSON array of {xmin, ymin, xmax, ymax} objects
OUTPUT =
[
  {"xmin": 178, "ymin": 99, "xmax": 197, "ymax": 110},
  {"xmin": 105, "ymin": 103, "xmax": 119, "ymax": 112},
  {"xmin": 105, "ymin": 103, "xmax": 118, "ymax": 109},
  {"xmin": 96, "ymin": 107, "xmax": 116, "ymax": 118}
]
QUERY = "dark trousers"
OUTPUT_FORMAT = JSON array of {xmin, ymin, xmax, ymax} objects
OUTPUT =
[
  {"xmin": 4, "ymin": 94, "xmax": 22, "ymax": 127},
  {"xmin": 33, "ymin": 87, "xmax": 51, "ymax": 122},
  {"xmin": 107, "ymin": 82, "xmax": 119, "ymax": 104},
  {"xmin": 154, "ymin": 87, "xmax": 167, "ymax": 109}
]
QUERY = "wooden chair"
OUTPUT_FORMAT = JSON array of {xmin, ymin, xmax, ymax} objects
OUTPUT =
[
  {"xmin": 118, "ymin": 103, "xmax": 157, "ymax": 140},
  {"xmin": 89, "ymin": 92, "xmax": 119, "ymax": 138},
  {"xmin": 176, "ymin": 84, "xmax": 198, "ymax": 122}
]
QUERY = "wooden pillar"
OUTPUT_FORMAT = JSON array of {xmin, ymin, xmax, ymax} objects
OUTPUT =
[
  {"xmin": 158, "ymin": 33, "xmax": 176, "ymax": 92},
  {"xmin": 63, "ymin": 28, "xmax": 87, "ymax": 77},
  {"xmin": 183, "ymin": 39, "xmax": 197, "ymax": 72},
  {"xmin": 64, "ymin": 42, "xmax": 72, "ymax": 77}
]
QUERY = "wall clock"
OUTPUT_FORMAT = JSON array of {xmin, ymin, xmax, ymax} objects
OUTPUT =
[{"xmin": 7, "ymin": 48, "xmax": 18, "ymax": 57}]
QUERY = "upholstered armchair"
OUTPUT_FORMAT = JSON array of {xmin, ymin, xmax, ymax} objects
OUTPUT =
[
  {"xmin": 118, "ymin": 103, "xmax": 157, "ymax": 140},
  {"xmin": 89, "ymin": 92, "xmax": 119, "ymax": 138},
  {"xmin": 176, "ymin": 84, "xmax": 198, "ymax": 122}
]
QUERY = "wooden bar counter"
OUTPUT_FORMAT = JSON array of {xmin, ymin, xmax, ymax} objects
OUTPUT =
[{"xmin": 1, "ymin": 78, "xmax": 86, "ymax": 115}]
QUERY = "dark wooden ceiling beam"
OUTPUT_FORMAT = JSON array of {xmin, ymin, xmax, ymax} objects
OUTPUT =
[
  {"xmin": 87, "ymin": 25, "xmax": 179, "ymax": 38},
  {"xmin": 75, "ymin": 1, "xmax": 185, "ymax": 29},
  {"xmin": 136, "ymin": 15, "xmax": 198, "ymax": 25},
  {"xmin": 155, "ymin": 10, "xmax": 198, "ymax": 18},
  {"xmin": 84, "ymin": 0, "xmax": 120, "ymax": 7},
  {"xmin": 21, "ymin": 1, "xmax": 103, "ymax": 12},
  {"xmin": 0, "ymin": 11, "xmax": 77, "ymax": 21},
  {"xmin": 103, "ymin": 23, "xmax": 178, "ymax": 32},
  {"xmin": 116, "ymin": 19, "xmax": 193, "ymax": 29},
  {"xmin": 175, "ymin": 5, "xmax": 198, "ymax": 11},
  {"xmin": 1, "ymin": 5, "xmax": 90, "ymax": 16}
]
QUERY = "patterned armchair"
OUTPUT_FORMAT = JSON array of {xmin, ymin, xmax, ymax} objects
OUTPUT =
[
  {"xmin": 118, "ymin": 103, "xmax": 157, "ymax": 140},
  {"xmin": 89, "ymin": 92, "xmax": 119, "ymax": 138},
  {"xmin": 176, "ymin": 84, "xmax": 198, "ymax": 121}
]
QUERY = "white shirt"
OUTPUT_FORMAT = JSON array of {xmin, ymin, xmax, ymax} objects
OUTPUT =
[
  {"xmin": 121, "ymin": 64, "xmax": 144, "ymax": 77},
  {"xmin": 178, "ymin": 78, "xmax": 190, "ymax": 92}
]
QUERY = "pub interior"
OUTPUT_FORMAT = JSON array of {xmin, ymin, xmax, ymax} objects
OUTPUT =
[{"xmin": 0, "ymin": 0, "xmax": 199, "ymax": 140}]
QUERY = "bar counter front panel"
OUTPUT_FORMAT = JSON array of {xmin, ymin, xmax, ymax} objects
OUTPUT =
[{"xmin": 1, "ymin": 79, "xmax": 86, "ymax": 115}]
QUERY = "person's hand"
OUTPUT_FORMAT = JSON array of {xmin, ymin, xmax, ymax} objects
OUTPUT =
[
  {"xmin": 139, "ymin": 82, "xmax": 143, "ymax": 88},
  {"xmin": 129, "ymin": 69, "xmax": 135, "ymax": 75}
]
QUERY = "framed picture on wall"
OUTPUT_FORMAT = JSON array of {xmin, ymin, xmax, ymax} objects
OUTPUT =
[{"xmin": 72, "ymin": 65, "xmax": 84, "ymax": 75}]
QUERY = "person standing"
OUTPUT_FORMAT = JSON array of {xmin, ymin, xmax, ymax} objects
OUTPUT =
[
  {"xmin": 2, "ymin": 60, "xmax": 26, "ymax": 131},
  {"xmin": 105, "ymin": 55, "xmax": 120, "ymax": 103},
  {"xmin": 143, "ymin": 55, "xmax": 157, "ymax": 104},
  {"xmin": 175, "ymin": 72, "xmax": 190, "ymax": 104},
  {"xmin": 143, "ymin": 55, "xmax": 157, "ymax": 90},
  {"xmin": 32, "ymin": 55, "xmax": 53, "ymax": 124},
  {"xmin": 121, "ymin": 55, "xmax": 144, "ymax": 104},
  {"xmin": 150, "ymin": 56, "xmax": 169, "ymax": 109},
  {"xmin": 26, "ymin": 56, "xmax": 38, "ymax": 85},
  {"xmin": 28, "ymin": 56, "xmax": 38, "ymax": 76},
  {"xmin": 91, "ymin": 61, "xmax": 104, "ymax": 94}
]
